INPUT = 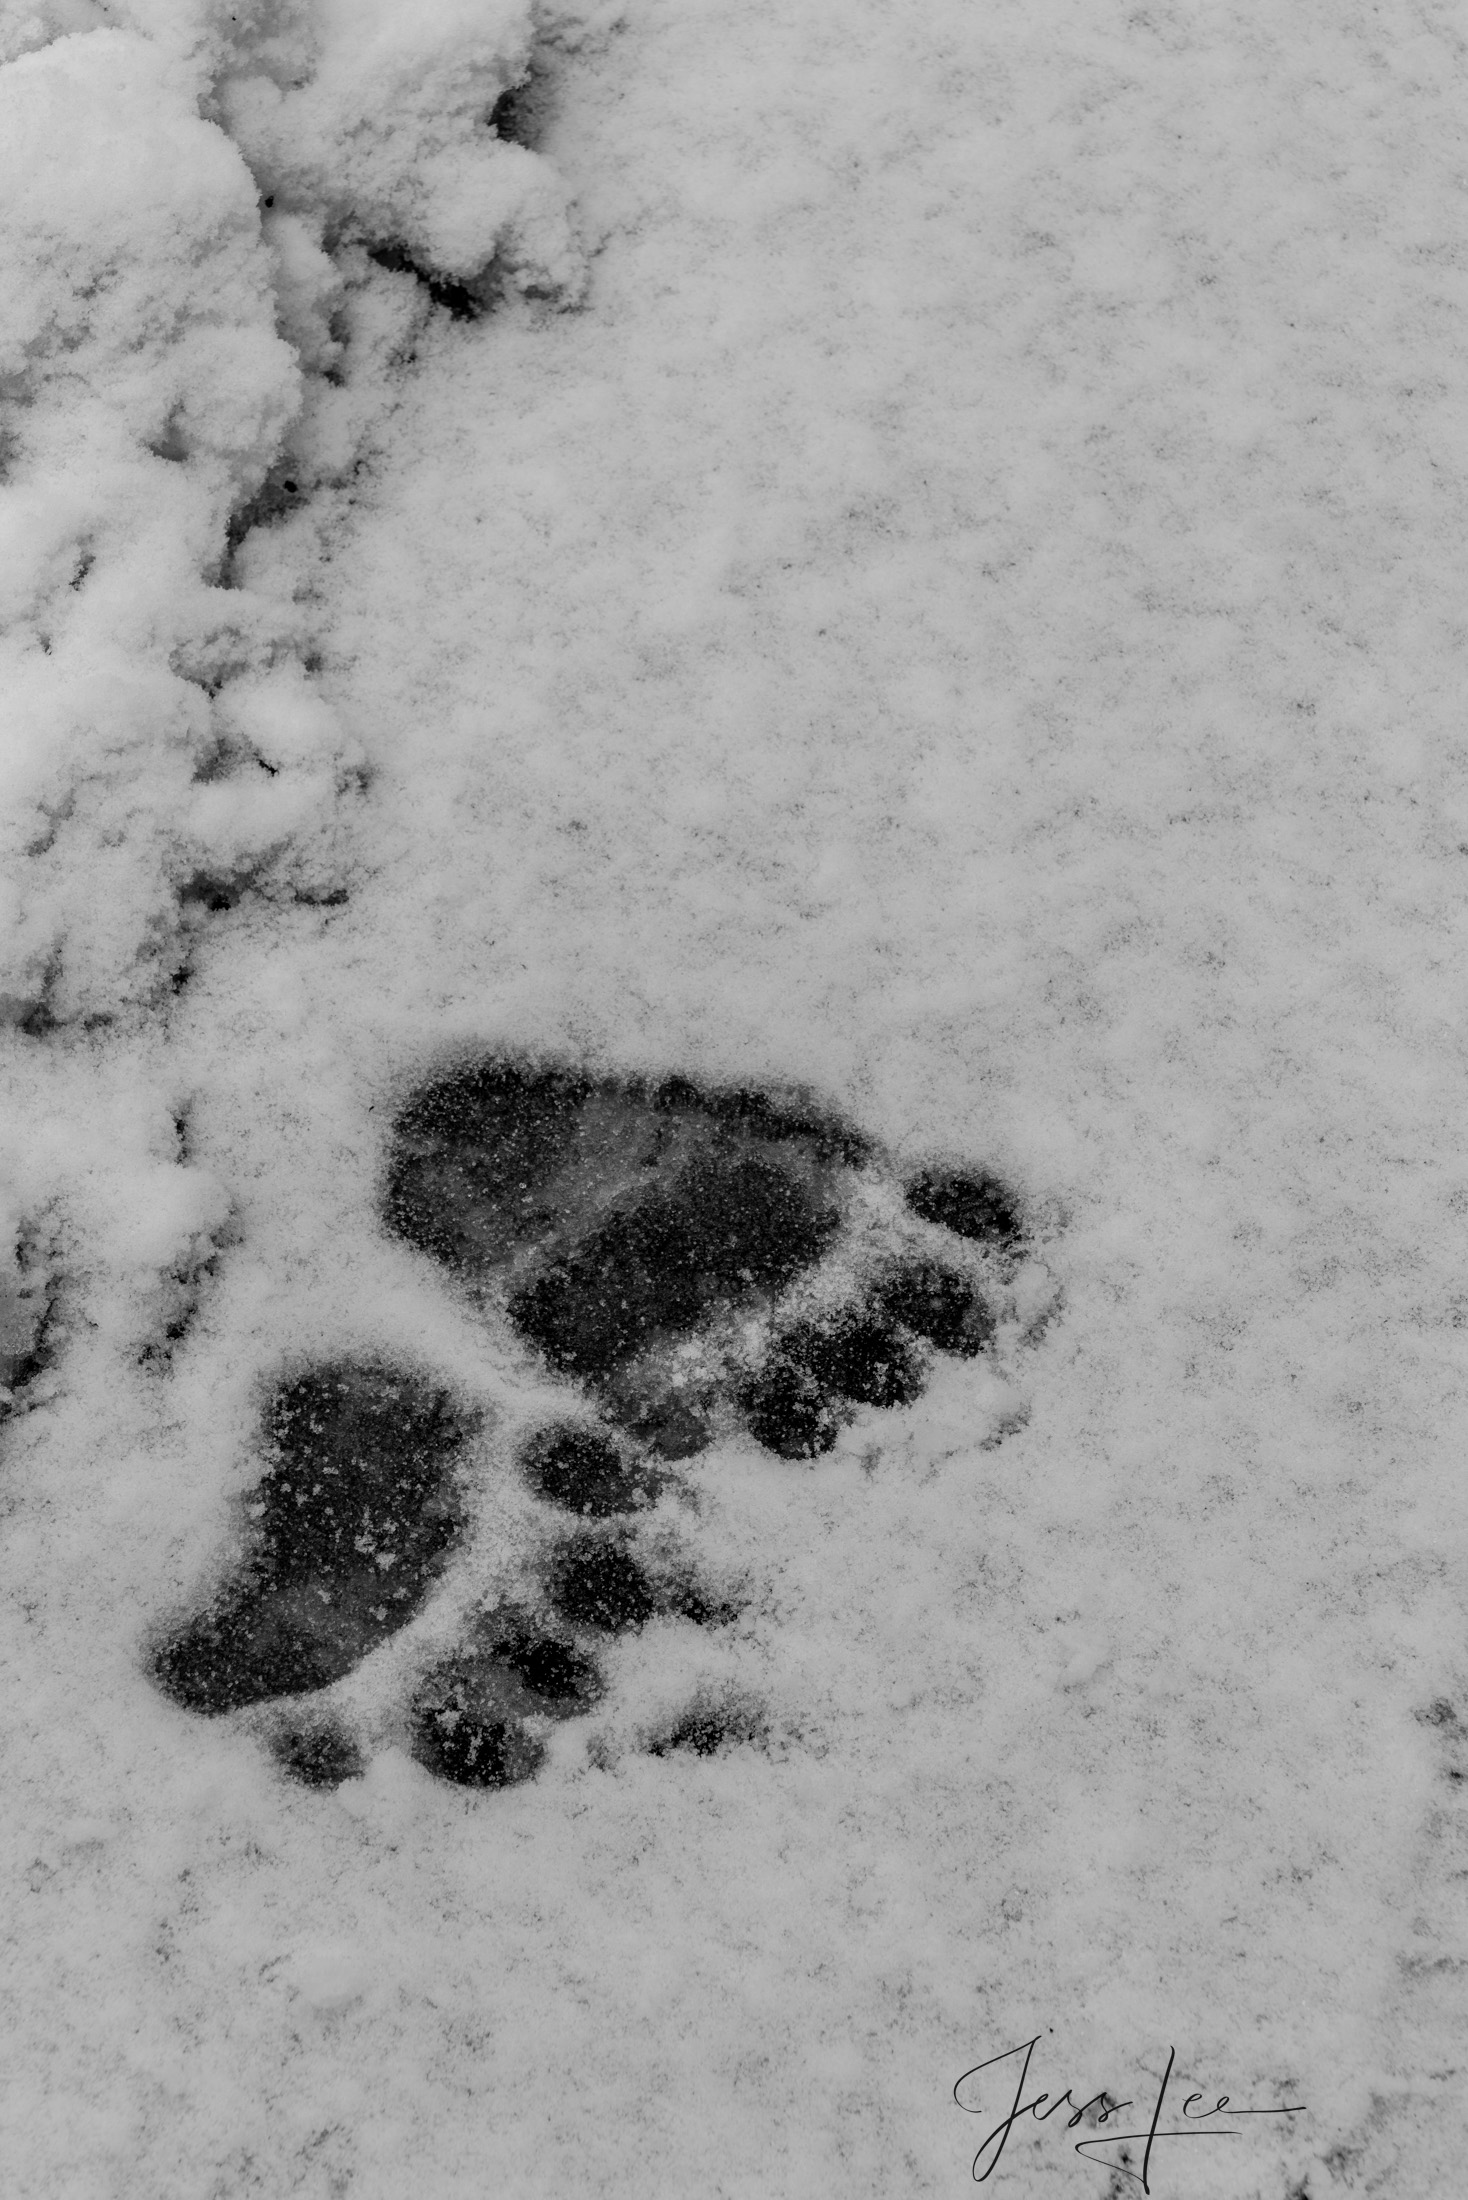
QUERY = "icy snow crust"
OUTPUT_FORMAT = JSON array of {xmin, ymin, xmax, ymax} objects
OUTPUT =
[{"xmin": 3, "ymin": 0, "xmax": 1468, "ymax": 2195}]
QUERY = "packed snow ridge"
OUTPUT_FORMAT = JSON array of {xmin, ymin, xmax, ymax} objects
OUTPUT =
[{"xmin": 0, "ymin": 0, "xmax": 587, "ymax": 1030}]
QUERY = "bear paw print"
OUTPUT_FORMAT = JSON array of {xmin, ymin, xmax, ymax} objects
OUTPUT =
[{"xmin": 150, "ymin": 1059, "xmax": 1047, "ymax": 1792}]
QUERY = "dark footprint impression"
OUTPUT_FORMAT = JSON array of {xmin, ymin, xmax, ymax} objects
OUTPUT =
[
  {"xmin": 385, "ymin": 1060, "xmax": 1017, "ymax": 1461},
  {"xmin": 153, "ymin": 1363, "xmax": 472, "ymax": 1714},
  {"xmin": 150, "ymin": 1059, "xmax": 1032, "ymax": 1793},
  {"xmin": 410, "ymin": 1606, "xmax": 603, "ymax": 1788}
]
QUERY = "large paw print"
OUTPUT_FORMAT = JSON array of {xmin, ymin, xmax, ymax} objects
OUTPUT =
[{"xmin": 151, "ymin": 1060, "xmax": 1043, "ymax": 1790}]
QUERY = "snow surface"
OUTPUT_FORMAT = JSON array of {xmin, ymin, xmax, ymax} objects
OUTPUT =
[{"xmin": 2, "ymin": 0, "xmax": 1467, "ymax": 2193}]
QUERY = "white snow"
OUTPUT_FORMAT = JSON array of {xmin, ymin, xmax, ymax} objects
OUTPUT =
[
  {"xmin": 0, "ymin": 0, "xmax": 580, "ymax": 1025},
  {"xmin": 2, "ymin": 0, "xmax": 1466, "ymax": 2194}
]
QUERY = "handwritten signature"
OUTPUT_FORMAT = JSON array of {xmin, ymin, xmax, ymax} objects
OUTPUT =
[{"xmin": 954, "ymin": 2035, "xmax": 1305, "ymax": 2191}]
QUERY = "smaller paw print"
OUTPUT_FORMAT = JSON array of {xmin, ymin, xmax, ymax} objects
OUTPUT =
[{"xmin": 150, "ymin": 1059, "xmax": 1048, "ymax": 1791}]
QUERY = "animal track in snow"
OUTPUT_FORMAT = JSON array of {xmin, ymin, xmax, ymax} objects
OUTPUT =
[{"xmin": 150, "ymin": 1059, "xmax": 1048, "ymax": 1790}]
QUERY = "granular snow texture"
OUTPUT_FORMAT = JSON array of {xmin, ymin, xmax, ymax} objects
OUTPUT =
[{"xmin": 2, "ymin": 1, "xmax": 1466, "ymax": 2195}]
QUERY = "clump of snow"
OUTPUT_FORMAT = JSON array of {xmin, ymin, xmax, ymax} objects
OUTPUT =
[
  {"xmin": 0, "ymin": 32, "xmax": 295, "ymax": 490},
  {"xmin": 219, "ymin": 0, "xmax": 585, "ymax": 301},
  {"xmin": 0, "ymin": 0, "xmax": 584, "ymax": 1030},
  {"xmin": 0, "ymin": 27, "xmax": 312, "ymax": 1021}
]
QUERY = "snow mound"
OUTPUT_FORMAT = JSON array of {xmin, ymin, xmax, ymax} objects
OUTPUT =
[
  {"xmin": 219, "ymin": 0, "xmax": 586, "ymax": 301},
  {"xmin": 0, "ymin": 0, "xmax": 583, "ymax": 1030}
]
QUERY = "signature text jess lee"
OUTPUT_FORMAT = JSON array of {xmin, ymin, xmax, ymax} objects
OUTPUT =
[{"xmin": 953, "ymin": 2035, "xmax": 1305, "ymax": 2191}]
